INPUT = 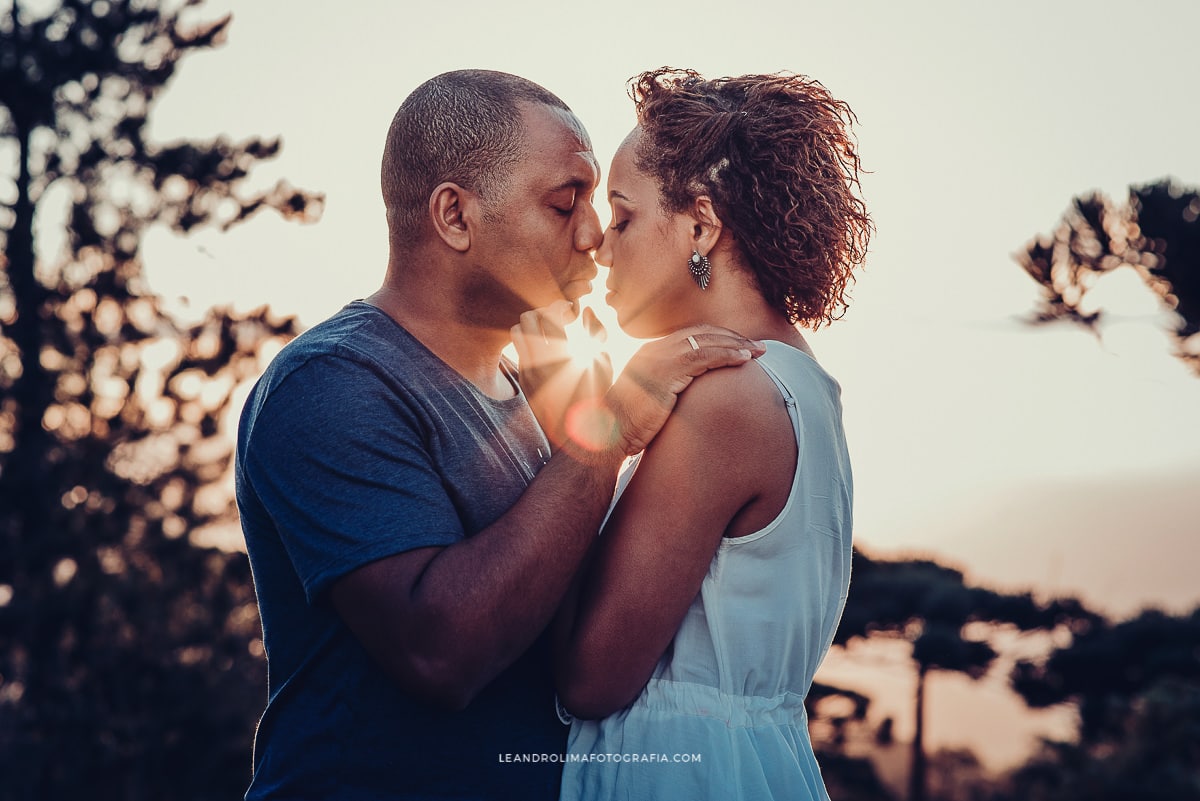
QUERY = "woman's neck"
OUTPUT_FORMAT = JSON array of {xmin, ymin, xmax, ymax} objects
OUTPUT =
[{"xmin": 680, "ymin": 283, "xmax": 812, "ymax": 355}]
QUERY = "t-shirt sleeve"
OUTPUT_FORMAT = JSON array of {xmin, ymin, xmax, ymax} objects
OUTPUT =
[{"xmin": 241, "ymin": 354, "xmax": 463, "ymax": 602}]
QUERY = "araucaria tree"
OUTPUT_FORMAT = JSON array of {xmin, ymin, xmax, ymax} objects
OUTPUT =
[
  {"xmin": 0, "ymin": 2, "xmax": 321, "ymax": 799},
  {"xmin": 1004, "ymin": 607, "xmax": 1200, "ymax": 801},
  {"xmin": 835, "ymin": 553, "xmax": 1098, "ymax": 801},
  {"xmin": 1017, "ymin": 178, "xmax": 1200, "ymax": 375}
]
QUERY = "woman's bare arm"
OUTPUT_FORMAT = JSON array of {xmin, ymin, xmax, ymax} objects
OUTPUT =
[{"xmin": 553, "ymin": 359, "xmax": 796, "ymax": 718}]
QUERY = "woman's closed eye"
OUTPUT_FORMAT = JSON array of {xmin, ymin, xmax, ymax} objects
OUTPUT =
[{"xmin": 609, "ymin": 219, "xmax": 629, "ymax": 232}]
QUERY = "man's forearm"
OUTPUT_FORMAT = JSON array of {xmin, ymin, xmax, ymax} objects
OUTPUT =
[{"xmin": 379, "ymin": 445, "xmax": 623, "ymax": 707}]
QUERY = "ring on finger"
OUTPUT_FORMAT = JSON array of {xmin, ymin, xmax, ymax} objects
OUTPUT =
[{"xmin": 686, "ymin": 335, "xmax": 700, "ymax": 352}]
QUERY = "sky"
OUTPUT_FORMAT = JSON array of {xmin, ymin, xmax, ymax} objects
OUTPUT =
[{"xmin": 134, "ymin": 0, "xmax": 1199, "ymax": 770}]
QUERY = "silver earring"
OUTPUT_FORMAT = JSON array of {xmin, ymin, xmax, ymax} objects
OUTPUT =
[{"xmin": 688, "ymin": 250, "xmax": 711, "ymax": 290}]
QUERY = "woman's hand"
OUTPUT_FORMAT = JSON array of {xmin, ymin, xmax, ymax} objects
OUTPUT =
[{"xmin": 606, "ymin": 326, "xmax": 766, "ymax": 455}]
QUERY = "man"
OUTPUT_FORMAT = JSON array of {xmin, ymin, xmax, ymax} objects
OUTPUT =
[{"xmin": 235, "ymin": 70, "xmax": 762, "ymax": 800}]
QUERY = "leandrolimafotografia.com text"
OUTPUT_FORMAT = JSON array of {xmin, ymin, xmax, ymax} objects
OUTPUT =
[{"xmin": 498, "ymin": 752, "xmax": 703, "ymax": 764}]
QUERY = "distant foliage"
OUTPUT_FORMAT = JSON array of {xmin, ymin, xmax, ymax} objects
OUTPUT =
[
  {"xmin": 804, "ymin": 681, "xmax": 895, "ymax": 800},
  {"xmin": 1011, "ymin": 606, "xmax": 1200, "ymax": 741},
  {"xmin": 998, "ymin": 608, "xmax": 1200, "ymax": 801},
  {"xmin": 836, "ymin": 552, "xmax": 1099, "ymax": 801},
  {"xmin": 0, "ymin": 1, "xmax": 320, "ymax": 799},
  {"xmin": 1016, "ymin": 178, "xmax": 1200, "ymax": 375}
]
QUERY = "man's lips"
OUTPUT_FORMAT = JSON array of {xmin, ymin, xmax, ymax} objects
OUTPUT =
[
  {"xmin": 565, "ymin": 267, "xmax": 598, "ymax": 290},
  {"xmin": 564, "ymin": 276, "xmax": 594, "ymax": 301}
]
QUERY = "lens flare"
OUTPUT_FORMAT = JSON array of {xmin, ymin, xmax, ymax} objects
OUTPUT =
[
  {"xmin": 562, "ymin": 307, "xmax": 609, "ymax": 368},
  {"xmin": 564, "ymin": 396, "xmax": 619, "ymax": 452}
]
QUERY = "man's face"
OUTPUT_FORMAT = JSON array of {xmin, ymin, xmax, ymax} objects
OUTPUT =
[{"xmin": 469, "ymin": 103, "xmax": 603, "ymax": 319}]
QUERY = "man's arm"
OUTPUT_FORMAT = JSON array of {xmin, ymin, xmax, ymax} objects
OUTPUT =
[
  {"xmin": 329, "ymin": 325, "xmax": 763, "ymax": 710},
  {"xmin": 328, "ymin": 443, "xmax": 621, "ymax": 710}
]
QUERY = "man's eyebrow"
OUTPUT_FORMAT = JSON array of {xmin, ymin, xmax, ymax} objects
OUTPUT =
[{"xmin": 547, "ymin": 176, "xmax": 595, "ymax": 194}]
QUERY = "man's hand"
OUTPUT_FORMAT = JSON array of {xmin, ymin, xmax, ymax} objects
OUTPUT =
[
  {"xmin": 511, "ymin": 301, "xmax": 614, "ymax": 452},
  {"xmin": 512, "ymin": 302, "xmax": 765, "ymax": 456}
]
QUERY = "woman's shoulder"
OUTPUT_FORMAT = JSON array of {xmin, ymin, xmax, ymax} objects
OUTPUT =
[
  {"xmin": 682, "ymin": 356, "xmax": 776, "ymax": 403},
  {"xmin": 640, "ymin": 349, "xmax": 800, "ymax": 539},
  {"xmin": 758, "ymin": 341, "xmax": 839, "ymax": 386},
  {"xmin": 667, "ymin": 357, "xmax": 792, "ymax": 445}
]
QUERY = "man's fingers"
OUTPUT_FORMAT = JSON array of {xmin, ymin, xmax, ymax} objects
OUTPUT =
[
  {"xmin": 541, "ymin": 299, "xmax": 578, "ymax": 340},
  {"xmin": 516, "ymin": 301, "xmax": 576, "ymax": 341},
  {"xmin": 581, "ymin": 306, "xmax": 607, "ymax": 343}
]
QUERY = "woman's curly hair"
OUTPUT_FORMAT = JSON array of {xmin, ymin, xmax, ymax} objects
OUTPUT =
[{"xmin": 629, "ymin": 67, "xmax": 872, "ymax": 327}]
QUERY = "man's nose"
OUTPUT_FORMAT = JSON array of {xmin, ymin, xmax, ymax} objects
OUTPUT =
[{"xmin": 575, "ymin": 201, "xmax": 603, "ymax": 252}]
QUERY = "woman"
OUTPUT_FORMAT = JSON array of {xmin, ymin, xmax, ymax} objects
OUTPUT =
[{"xmin": 517, "ymin": 68, "xmax": 870, "ymax": 801}]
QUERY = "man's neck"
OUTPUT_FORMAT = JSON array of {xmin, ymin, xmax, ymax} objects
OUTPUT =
[{"xmin": 366, "ymin": 282, "xmax": 517, "ymax": 401}]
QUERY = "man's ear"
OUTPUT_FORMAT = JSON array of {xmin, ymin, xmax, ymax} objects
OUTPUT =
[
  {"xmin": 429, "ymin": 182, "xmax": 473, "ymax": 252},
  {"xmin": 691, "ymin": 195, "xmax": 723, "ymax": 255}
]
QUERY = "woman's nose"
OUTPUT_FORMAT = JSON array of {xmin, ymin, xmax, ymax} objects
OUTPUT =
[{"xmin": 594, "ymin": 228, "xmax": 613, "ymax": 268}]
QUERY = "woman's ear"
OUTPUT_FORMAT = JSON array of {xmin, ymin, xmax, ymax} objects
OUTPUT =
[
  {"xmin": 429, "ymin": 182, "xmax": 473, "ymax": 252},
  {"xmin": 691, "ymin": 195, "xmax": 723, "ymax": 255}
]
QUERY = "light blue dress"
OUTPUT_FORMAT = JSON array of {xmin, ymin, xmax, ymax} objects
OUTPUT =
[{"xmin": 559, "ymin": 342, "xmax": 854, "ymax": 801}]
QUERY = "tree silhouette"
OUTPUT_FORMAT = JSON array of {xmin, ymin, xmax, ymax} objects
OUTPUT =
[
  {"xmin": 1011, "ymin": 606, "xmax": 1200, "ymax": 744},
  {"xmin": 0, "ymin": 2, "xmax": 321, "ymax": 798},
  {"xmin": 1016, "ymin": 178, "xmax": 1200, "ymax": 375},
  {"xmin": 835, "ymin": 552, "xmax": 1099, "ymax": 801},
  {"xmin": 804, "ymin": 681, "xmax": 896, "ymax": 801},
  {"xmin": 1001, "ymin": 606, "xmax": 1200, "ymax": 801}
]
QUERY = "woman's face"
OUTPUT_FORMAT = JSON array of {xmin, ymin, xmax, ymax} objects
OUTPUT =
[{"xmin": 596, "ymin": 130, "xmax": 696, "ymax": 339}]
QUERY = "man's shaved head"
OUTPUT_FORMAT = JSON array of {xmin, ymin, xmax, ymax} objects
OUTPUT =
[{"xmin": 382, "ymin": 69, "xmax": 572, "ymax": 247}]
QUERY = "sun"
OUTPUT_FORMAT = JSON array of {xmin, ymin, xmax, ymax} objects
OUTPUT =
[
  {"xmin": 561, "ymin": 307, "xmax": 610, "ymax": 368},
  {"xmin": 564, "ymin": 286, "xmax": 638, "ymax": 375}
]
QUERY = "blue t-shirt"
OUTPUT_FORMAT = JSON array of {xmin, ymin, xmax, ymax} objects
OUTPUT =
[{"xmin": 235, "ymin": 302, "xmax": 563, "ymax": 800}]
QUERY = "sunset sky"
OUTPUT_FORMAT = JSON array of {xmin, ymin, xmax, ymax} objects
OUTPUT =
[{"xmin": 132, "ymin": 0, "xmax": 1199, "ymax": 768}]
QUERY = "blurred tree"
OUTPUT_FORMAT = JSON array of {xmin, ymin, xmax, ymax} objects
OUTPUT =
[
  {"xmin": 924, "ymin": 747, "xmax": 989, "ymax": 801},
  {"xmin": 818, "ymin": 750, "xmax": 899, "ymax": 801},
  {"xmin": 999, "ymin": 673, "xmax": 1200, "ymax": 801},
  {"xmin": 0, "ymin": 1, "xmax": 321, "ymax": 799},
  {"xmin": 805, "ymin": 681, "xmax": 896, "ymax": 800},
  {"xmin": 835, "ymin": 552, "xmax": 1099, "ymax": 801},
  {"xmin": 1011, "ymin": 606, "xmax": 1200, "ymax": 743},
  {"xmin": 807, "ymin": 680, "xmax": 872, "ymax": 750},
  {"xmin": 1016, "ymin": 178, "xmax": 1200, "ymax": 375}
]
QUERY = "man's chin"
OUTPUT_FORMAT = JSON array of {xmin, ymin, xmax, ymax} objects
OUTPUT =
[{"xmin": 562, "ymin": 279, "xmax": 594, "ymax": 304}]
